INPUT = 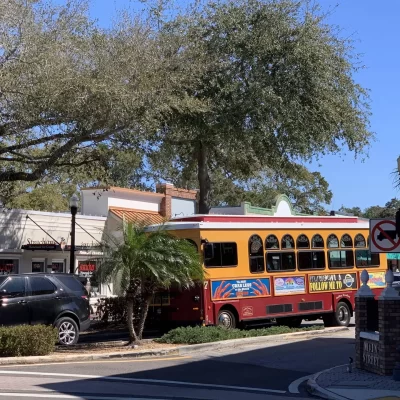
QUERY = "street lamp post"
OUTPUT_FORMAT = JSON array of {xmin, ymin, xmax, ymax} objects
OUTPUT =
[{"xmin": 69, "ymin": 194, "xmax": 79, "ymax": 274}]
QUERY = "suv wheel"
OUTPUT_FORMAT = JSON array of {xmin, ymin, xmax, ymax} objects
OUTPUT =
[{"xmin": 56, "ymin": 317, "xmax": 79, "ymax": 346}]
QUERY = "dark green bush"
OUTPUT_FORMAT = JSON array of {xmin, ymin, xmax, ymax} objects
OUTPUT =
[
  {"xmin": 155, "ymin": 325, "xmax": 323, "ymax": 344},
  {"xmin": 0, "ymin": 325, "xmax": 58, "ymax": 357}
]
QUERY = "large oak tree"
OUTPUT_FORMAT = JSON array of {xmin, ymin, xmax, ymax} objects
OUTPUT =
[{"xmin": 150, "ymin": 0, "xmax": 373, "ymax": 213}]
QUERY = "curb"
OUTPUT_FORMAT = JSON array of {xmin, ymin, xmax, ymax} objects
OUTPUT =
[
  {"xmin": 176, "ymin": 327, "xmax": 348, "ymax": 355},
  {"xmin": 306, "ymin": 364, "xmax": 350, "ymax": 400},
  {"xmin": 0, "ymin": 326, "xmax": 348, "ymax": 366}
]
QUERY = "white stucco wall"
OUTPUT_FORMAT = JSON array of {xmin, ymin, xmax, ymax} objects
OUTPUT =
[
  {"xmin": 81, "ymin": 189, "xmax": 162, "ymax": 215},
  {"xmin": 81, "ymin": 191, "xmax": 108, "ymax": 216},
  {"xmin": 171, "ymin": 197, "xmax": 196, "ymax": 218}
]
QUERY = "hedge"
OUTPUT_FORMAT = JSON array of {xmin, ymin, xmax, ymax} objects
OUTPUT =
[
  {"xmin": 0, "ymin": 325, "xmax": 58, "ymax": 357},
  {"xmin": 155, "ymin": 325, "xmax": 323, "ymax": 344}
]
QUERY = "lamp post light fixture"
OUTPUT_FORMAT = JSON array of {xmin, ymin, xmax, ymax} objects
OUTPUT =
[{"xmin": 69, "ymin": 194, "xmax": 79, "ymax": 274}]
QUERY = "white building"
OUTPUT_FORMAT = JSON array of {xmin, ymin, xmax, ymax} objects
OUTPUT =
[{"xmin": 0, "ymin": 183, "xmax": 198, "ymax": 297}]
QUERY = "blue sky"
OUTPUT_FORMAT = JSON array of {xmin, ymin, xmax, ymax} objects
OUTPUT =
[{"xmin": 87, "ymin": 0, "xmax": 400, "ymax": 211}]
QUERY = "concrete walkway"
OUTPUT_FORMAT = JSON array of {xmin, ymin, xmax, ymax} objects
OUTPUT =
[{"xmin": 308, "ymin": 364, "xmax": 400, "ymax": 400}]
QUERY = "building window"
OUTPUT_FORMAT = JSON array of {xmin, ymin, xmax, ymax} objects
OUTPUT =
[
  {"xmin": 296, "ymin": 234, "xmax": 310, "ymax": 249},
  {"xmin": 356, "ymin": 250, "xmax": 380, "ymax": 267},
  {"xmin": 328, "ymin": 250, "xmax": 354, "ymax": 269},
  {"xmin": 265, "ymin": 235, "xmax": 279, "ymax": 249},
  {"xmin": 298, "ymin": 251, "xmax": 326, "ymax": 271},
  {"xmin": 311, "ymin": 234, "xmax": 324, "ymax": 248},
  {"xmin": 50, "ymin": 260, "xmax": 65, "ymax": 273},
  {"xmin": 281, "ymin": 234, "xmax": 295, "ymax": 249},
  {"xmin": 249, "ymin": 235, "xmax": 265, "ymax": 273},
  {"xmin": 355, "ymin": 234, "xmax": 366, "ymax": 248},
  {"xmin": 29, "ymin": 277, "xmax": 56, "ymax": 296},
  {"xmin": 341, "ymin": 234, "xmax": 353, "ymax": 248},
  {"xmin": 32, "ymin": 259, "xmax": 45, "ymax": 273},
  {"xmin": 204, "ymin": 242, "xmax": 238, "ymax": 267},
  {"xmin": 327, "ymin": 234, "xmax": 339, "ymax": 248},
  {"xmin": 266, "ymin": 252, "xmax": 296, "ymax": 272},
  {"xmin": 0, "ymin": 259, "xmax": 19, "ymax": 275}
]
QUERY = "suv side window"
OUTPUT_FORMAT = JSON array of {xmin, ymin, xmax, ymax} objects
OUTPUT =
[
  {"xmin": 29, "ymin": 277, "xmax": 56, "ymax": 296},
  {"xmin": 56, "ymin": 275, "xmax": 86, "ymax": 294},
  {"xmin": 0, "ymin": 277, "xmax": 25, "ymax": 298}
]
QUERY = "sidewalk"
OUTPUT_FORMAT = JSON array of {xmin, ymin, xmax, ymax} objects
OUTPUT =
[{"xmin": 308, "ymin": 364, "xmax": 400, "ymax": 400}]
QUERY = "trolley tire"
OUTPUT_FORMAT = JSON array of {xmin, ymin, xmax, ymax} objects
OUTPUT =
[
  {"xmin": 323, "ymin": 302, "xmax": 351, "ymax": 327},
  {"xmin": 276, "ymin": 317, "xmax": 303, "ymax": 328},
  {"xmin": 217, "ymin": 309, "xmax": 237, "ymax": 329}
]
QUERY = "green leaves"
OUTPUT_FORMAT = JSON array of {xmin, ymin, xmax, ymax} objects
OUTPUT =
[
  {"xmin": 149, "ymin": 0, "xmax": 372, "ymax": 212},
  {"xmin": 99, "ymin": 221, "xmax": 204, "ymax": 293}
]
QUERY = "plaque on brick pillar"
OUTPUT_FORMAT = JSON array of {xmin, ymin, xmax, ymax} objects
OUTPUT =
[
  {"xmin": 356, "ymin": 269, "xmax": 400, "ymax": 376},
  {"xmin": 356, "ymin": 270, "xmax": 380, "ymax": 371}
]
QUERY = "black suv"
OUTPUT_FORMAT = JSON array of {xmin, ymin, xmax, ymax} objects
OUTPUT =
[{"xmin": 0, "ymin": 273, "xmax": 91, "ymax": 345}]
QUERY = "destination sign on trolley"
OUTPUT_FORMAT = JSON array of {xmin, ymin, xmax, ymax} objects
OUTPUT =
[{"xmin": 370, "ymin": 219, "xmax": 400, "ymax": 253}]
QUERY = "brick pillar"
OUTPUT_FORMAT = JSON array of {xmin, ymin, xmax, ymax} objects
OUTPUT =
[
  {"xmin": 355, "ymin": 296, "xmax": 375, "ymax": 369},
  {"xmin": 355, "ymin": 269, "xmax": 377, "ymax": 370},
  {"xmin": 156, "ymin": 183, "xmax": 198, "ymax": 219},
  {"xmin": 357, "ymin": 269, "xmax": 400, "ymax": 376},
  {"xmin": 378, "ymin": 298, "xmax": 400, "ymax": 375}
]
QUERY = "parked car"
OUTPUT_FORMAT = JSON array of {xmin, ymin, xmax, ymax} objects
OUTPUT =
[{"xmin": 0, "ymin": 273, "xmax": 91, "ymax": 345}]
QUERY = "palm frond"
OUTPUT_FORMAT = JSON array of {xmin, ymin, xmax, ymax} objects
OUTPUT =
[{"xmin": 96, "ymin": 221, "xmax": 204, "ymax": 294}]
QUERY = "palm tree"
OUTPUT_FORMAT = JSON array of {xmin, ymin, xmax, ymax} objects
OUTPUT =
[{"xmin": 98, "ymin": 221, "xmax": 203, "ymax": 344}]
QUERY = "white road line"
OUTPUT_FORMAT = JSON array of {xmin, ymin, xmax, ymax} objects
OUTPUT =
[
  {"xmin": 0, "ymin": 370, "xmax": 286, "ymax": 395},
  {"xmin": 0, "ymin": 394, "xmax": 164, "ymax": 400},
  {"xmin": 288, "ymin": 374, "xmax": 313, "ymax": 394}
]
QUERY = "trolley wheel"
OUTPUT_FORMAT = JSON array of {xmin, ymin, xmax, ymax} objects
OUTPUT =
[
  {"xmin": 217, "ymin": 309, "xmax": 237, "ymax": 329},
  {"xmin": 323, "ymin": 301, "xmax": 351, "ymax": 327}
]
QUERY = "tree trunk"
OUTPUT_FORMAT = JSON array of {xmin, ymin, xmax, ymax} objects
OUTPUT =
[
  {"xmin": 137, "ymin": 294, "xmax": 153, "ymax": 340},
  {"xmin": 126, "ymin": 289, "xmax": 140, "ymax": 345},
  {"xmin": 197, "ymin": 141, "xmax": 211, "ymax": 214}
]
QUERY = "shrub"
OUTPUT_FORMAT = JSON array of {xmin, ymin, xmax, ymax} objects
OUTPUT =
[
  {"xmin": 156, "ymin": 325, "xmax": 323, "ymax": 344},
  {"xmin": 0, "ymin": 325, "xmax": 58, "ymax": 357}
]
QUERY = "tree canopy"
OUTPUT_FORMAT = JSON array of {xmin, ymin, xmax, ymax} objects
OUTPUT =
[
  {"xmin": 149, "ymin": 0, "xmax": 372, "ymax": 213},
  {"xmin": 0, "ymin": 0, "xmax": 199, "ymax": 193},
  {"xmin": 0, "ymin": 0, "xmax": 373, "ymax": 215},
  {"xmin": 340, "ymin": 198, "xmax": 400, "ymax": 219}
]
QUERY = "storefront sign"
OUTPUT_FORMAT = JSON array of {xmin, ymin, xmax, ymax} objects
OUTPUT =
[
  {"xmin": 22, "ymin": 242, "xmax": 57, "ymax": 250},
  {"xmin": 362, "ymin": 340, "xmax": 379, "ymax": 367},
  {"xmin": 211, "ymin": 278, "xmax": 270, "ymax": 300},
  {"xmin": 22, "ymin": 240, "xmax": 102, "ymax": 252},
  {"xmin": 309, "ymin": 273, "xmax": 357, "ymax": 293},
  {"xmin": 274, "ymin": 276, "xmax": 305, "ymax": 296},
  {"xmin": 368, "ymin": 272, "xmax": 386, "ymax": 289},
  {"xmin": 78, "ymin": 260, "xmax": 96, "ymax": 278}
]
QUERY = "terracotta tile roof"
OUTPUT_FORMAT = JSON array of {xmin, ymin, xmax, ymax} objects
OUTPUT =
[{"xmin": 109, "ymin": 207, "xmax": 165, "ymax": 225}]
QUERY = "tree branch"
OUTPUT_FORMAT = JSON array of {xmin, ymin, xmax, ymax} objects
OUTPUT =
[{"xmin": 0, "ymin": 128, "xmax": 123, "ymax": 182}]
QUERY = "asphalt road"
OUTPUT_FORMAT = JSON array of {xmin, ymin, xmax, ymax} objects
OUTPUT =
[{"xmin": 0, "ymin": 319, "xmax": 355, "ymax": 400}]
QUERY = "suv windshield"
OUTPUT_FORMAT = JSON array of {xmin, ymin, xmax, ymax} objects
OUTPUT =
[{"xmin": 56, "ymin": 275, "xmax": 88, "ymax": 296}]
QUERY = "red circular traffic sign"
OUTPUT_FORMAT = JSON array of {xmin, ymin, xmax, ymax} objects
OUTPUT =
[{"xmin": 371, "ymin": 220, "xmax": 399, "ymax": 252}]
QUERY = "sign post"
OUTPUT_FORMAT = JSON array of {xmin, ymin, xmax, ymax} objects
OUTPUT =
[{"xmin": 370, "ymin": 219, "xmax": 400, "ymax": 253}]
